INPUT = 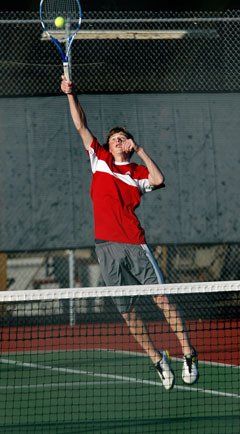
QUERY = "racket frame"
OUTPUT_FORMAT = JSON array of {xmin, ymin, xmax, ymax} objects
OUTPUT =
[{"xmin": 39, "ymin": 0, "xmax": 82, "ymax": 79}]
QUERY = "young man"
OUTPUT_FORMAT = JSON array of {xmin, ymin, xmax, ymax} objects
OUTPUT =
[{"xmin": 61, "ymin": 76, "xmax": 199, "ymax": 390}]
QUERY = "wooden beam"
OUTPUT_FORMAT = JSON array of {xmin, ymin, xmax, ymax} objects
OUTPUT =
[{"xmin": 41, "ymin": 29, "xmax": 218, "ymax": 41}]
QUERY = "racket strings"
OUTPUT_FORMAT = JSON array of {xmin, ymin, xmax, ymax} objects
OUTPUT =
[{"xmin": 41, "ymin": 0, "xmax": 81, "ymax": 35}]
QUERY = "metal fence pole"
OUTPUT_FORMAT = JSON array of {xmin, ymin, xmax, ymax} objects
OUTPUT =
[{"xmin": 68, "ymin": 250, "xmax": 75, "ymax": 326}]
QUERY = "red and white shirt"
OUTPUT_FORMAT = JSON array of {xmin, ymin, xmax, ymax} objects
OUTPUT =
[{"xmin": 88, "ymin": 137, "xmax": 154, "ymax": 244}]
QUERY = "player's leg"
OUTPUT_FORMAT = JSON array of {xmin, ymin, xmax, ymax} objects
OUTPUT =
[
  {"xmin": 95, "ymin": 242, "xmax": 175, "ymax": 390},
  {"xmin": 121, "ymin": 307, "xmax": 175, "ymax": 390},
  {"xmin": 134, "ymin": 244, "xmax": 199, "ymax": 385},
  {"xmin": 121, "ymin": 308, "xmax": 160, "ymax": 362},
  {"xmin": 153, "ymin": 294, "xmax": 199, "ymax": 384}
]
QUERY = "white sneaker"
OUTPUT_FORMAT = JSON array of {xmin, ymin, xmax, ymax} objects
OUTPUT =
[
  {"xmin": 182, "ymin": 349, "xmax": 199, "ymax": 385},
  {"xmin": 155, "ymin": 351, "xmax": 175, "ymax": 391}
]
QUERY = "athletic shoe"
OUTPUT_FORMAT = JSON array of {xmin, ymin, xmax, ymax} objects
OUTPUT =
[
  {"xmin": 182, "ymin": 348, "xmax": 199, "ymax": 384},
  {"xmin": 154, "ymin": 351, "xmax": 175, "ymax": 391}
]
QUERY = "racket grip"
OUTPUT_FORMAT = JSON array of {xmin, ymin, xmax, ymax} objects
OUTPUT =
[{"xmin": 63, "ymin": 62, "xmax": 71, "ymax": 81}]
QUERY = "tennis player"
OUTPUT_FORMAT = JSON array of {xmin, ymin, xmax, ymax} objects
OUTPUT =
[{"xmin": 61, "ymin": 76, "xmax": 199, "ymax": 390}]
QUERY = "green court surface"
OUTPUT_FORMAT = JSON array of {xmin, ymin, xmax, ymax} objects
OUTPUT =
[{"xmin": 0, "ymin": 350, "xmax": 239, "ymax": 434}]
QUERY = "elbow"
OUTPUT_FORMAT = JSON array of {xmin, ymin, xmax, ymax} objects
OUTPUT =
[
  {"xmin": 153, "ymin": 173, "xmax": 165, "ymax": 187},
  {"xmin": 148, "ymin": 170, "xmax": 165, "ymax": 188},
  {"xmin": 76, "ymin": 126, "xmax": 83, "ymax": 135},
  {"xmin": 159, "ymin": 173, "xmax": 165, "ymax": 186},
  {"xmin": 76, "ymin": 124, "xmax": 86, "ymax": 138},
  {"xmin": 149, "ymin": 174, "xmax": 165, "ymax": 189}
]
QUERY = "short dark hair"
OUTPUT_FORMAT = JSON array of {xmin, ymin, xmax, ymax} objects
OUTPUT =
[{"xmin": 104, "ymin": 126, "xmax": 134, "ymax": 152}]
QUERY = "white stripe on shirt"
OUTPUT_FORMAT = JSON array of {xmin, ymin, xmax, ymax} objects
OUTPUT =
[{"xmin": 89, "ymin": 147, "xmax": 153, "ymax": 193}]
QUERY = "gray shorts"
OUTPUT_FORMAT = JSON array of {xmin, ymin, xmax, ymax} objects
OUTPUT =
[{"xmin": 95, "ymin": 241, "xmax": 165, "ymax": 314}]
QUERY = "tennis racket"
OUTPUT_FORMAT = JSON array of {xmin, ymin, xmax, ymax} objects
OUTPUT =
[{"xmin": 39, "ymin": 0, "xmax": 82, "ymax": 80}]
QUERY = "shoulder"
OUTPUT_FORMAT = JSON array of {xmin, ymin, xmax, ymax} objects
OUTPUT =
[
  {"xmin": 88, "ymin": 137, "xmax": 113, "ymax": 164},
  {"xmin": 89, "ymin": 137, "xmax": 106, "ymax": 156},
  {"xmin": 89, "ymin": 136, "xmax": 101, "ymax": 151}
]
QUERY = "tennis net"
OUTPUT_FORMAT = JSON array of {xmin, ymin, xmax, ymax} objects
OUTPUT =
[{"xmin": 0, "ymin": 281, "xmax": 239, "ymax": 434}]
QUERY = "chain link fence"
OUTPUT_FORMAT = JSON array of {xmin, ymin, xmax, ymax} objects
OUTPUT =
[
  {"xmin": 1, "ymin": 10, "xmax": 240, "ymax": 298},
  {"xmin": 1, "ymin": 243, "xmax": 240, "ymax": 292},
  {"xmin": 1, "ymin": 10, "xmax": 240, "ymax": 95},
  {"xmin": 0, "ymin": 243, "xmax": 239, "ymax": 323}
]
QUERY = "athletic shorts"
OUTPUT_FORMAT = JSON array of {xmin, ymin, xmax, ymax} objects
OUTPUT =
[{"xmin": 95, "ymin": 241, "xmax": 165, "ymax": 314}]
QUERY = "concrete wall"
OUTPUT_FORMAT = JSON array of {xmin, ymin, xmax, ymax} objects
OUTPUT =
[{"xmin": 1, "ymin": 93, "xmax": 239, "ymax": 251}]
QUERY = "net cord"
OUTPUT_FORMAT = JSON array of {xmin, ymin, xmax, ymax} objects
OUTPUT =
[{"xmin": 0, "ymin": 280, "xmax": 239, "ymax": 302}]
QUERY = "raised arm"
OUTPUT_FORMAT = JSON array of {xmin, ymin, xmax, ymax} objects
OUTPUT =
[{"xmin": 61, "ymin": 76, "xmax": 93, "ymax": 151}]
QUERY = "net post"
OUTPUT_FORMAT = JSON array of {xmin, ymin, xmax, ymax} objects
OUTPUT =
[{"xmin": 68, "ymin": 249, "xmax": 75, "ymax": 326}]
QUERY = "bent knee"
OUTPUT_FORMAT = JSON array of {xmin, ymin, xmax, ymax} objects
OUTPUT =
[
  {"xmin": 121, "ymin": 310, "xmax": 136, "ymax": 324},
  {"xmin": 153, "ymin": 294, "xmax": 171, "ymax": 309},
  {"xmin": 121, "ymin": 311, "xmax": 129, "ymax": 322}
]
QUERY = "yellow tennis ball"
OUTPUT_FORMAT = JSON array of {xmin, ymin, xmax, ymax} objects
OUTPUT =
[{"xmin": 55, "ymin": 16, "xmax": 65, "ymax": 29}]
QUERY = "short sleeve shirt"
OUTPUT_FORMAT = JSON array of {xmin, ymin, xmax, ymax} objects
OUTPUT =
[{"xmin": 88, "ymin": 137, "xmax": 154, "ymax": 244}]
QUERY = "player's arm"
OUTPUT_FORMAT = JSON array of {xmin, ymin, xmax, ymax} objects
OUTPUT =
[
  {"xmin": 61, "ymin": 76, "xmax": 93, "ymax": 151},
  {"xmin": 136, "ymin": 147, "xmax": 164, "ymax": 187},
  {"xmin": 122, "ymin": 140, "xmax": 165, "ymax": 187}
]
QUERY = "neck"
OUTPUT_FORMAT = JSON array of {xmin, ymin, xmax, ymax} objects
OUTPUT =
[
  {"xmin": 112, "ymin": 152, "xmax": 130, "ymax": 163},
  {"xmin": 114, "ymin": 157, "xmax": 130, "ymax": 163}
]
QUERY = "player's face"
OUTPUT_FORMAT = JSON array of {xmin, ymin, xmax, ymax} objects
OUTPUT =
[{"xmin": 108, "ymin": 133, "xmax": 128, "ymax": 156}]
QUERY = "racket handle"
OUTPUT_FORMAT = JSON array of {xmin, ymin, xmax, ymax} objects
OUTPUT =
[{"xmin": 63, "ymin": 62, "xmax": 71, "ymax": 81}]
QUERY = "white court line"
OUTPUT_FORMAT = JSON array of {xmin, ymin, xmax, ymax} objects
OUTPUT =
[
  {"xmin": 0, "ymin": 381, "xmax": 119, "ymax": 390},
  {"xmin": 3, "ymin": 348, "xmax": 239, "ymax": 369},
  {"xmin": 1, "ymin": 357, "xmax": 239, "ymax": 399},
  {"xmin": 94, "ymin": 348, "xmax": 240, "ymax": 369}
]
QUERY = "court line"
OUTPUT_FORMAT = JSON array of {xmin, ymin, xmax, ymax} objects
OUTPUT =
[
  {"xmin": 2, "ymin": 348, "xmax": 239, "ymax": 369},
  {"xmin": 94, "ymin": 348, "xmax": 240, "ymax": 369},
  {"xmin": 1, "ymin": 357, "xmax": 239, "ymax": 399},
  {"xmin": 0, "ymin": 381, "xmax": 119, "ymax": 390}
]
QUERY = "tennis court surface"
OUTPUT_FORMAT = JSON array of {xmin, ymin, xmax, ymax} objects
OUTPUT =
[{"xmin": 0, "ymin": 281, "xmax": 239, "ymax": 434}]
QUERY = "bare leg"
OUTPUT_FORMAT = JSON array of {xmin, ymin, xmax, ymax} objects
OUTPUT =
[
  {"xmin": 121, "ymin": 303, "xmax": 180, "ymax": 390},
  {"xmin": 154, "ymin": 295, "xmax": 192, "ymax": 355},
  {"xmin": 122, "ymin": 308, "xmax": 161, "ymax": 364}
]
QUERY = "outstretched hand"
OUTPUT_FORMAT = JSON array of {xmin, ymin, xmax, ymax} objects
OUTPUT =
[{"xmin": 61, "ymin": 75, "xmax": 74, "ymax": 94}]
